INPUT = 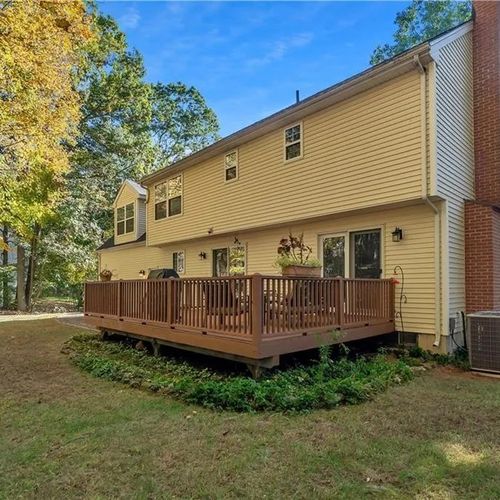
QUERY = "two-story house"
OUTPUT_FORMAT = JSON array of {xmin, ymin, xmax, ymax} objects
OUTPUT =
[{"xmin": 95, "ymin": 2, "xmax": 500, "ymax": 354}]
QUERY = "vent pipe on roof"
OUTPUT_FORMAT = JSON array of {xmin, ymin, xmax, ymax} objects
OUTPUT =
[{"xmin": 295, "ymin": 90, "xmax": 300, "ymax": 103}]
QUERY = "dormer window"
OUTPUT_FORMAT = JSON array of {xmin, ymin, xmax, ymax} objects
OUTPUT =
[
  {"xmin": 117, "ymin": 203, "xmax": 134, "ymax": 235},
  {"xmin": 155, "ymin": 175, "xmax": 183, "ymax": 220},
  {"xmin": 284, "ymin": 123, "xmax": 302, "ymax": 161},
  {"xmin": 224, "ymin": 150, "xmax": 238, "ymax": 182}
]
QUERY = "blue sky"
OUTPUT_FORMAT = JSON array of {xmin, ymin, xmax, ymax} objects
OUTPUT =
[{"xmin": 98, "ymin": 1, "xmax": 410, "ymax": 137}]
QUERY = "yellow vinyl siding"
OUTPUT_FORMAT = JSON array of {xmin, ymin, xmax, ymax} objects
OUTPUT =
[
  {"xmin": 114, "ymin": 183, "xmax": 140, "ymax": 245},
  {"xmin": 147, "ymin": 71, "xmax": 423, "ymax": 246},
  {"xmin": 99, "ymin": 245, "xmax": 169, "ymax": 280},
  {"xmin": 101, "ymin": 203, "xmax": 436, "ymax": 336}
]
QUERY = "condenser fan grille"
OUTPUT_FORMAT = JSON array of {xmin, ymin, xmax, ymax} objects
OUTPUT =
[{"xmin": 468, "ymin": 313, "xmax": 500, "ymax": 374}]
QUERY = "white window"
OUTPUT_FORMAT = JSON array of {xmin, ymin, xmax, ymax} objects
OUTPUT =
[
  {"xmin": 116, "ymin": 203, "xmax": 134, "ymax": 236},
  {"xmin": 173, "ymin": 251, "xmax": 185, "ymax": 274},
  {"xmin": 224, "ymin": 150, "xmax": 238, "ymax": 182},
  {"xmin": 155, "ymin": 175, "xmax": 182, "ymax": 220},
  {"xmin": 284, "ymin": 123, "xmax": 302, "ymax": 161}
]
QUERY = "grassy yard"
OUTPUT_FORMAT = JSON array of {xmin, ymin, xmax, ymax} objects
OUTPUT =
[{"xmin": 0, "ymin": 320, "xmax": 499, "ymax": 499}]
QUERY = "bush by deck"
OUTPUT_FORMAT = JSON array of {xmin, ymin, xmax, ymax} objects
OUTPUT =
[{"xmin": 64, "ymin": 334, "xmax": 413, "ymax": 412}]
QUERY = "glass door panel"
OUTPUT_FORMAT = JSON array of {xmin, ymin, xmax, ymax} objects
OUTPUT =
[
  {"xmin": 351, "ymin": 229, "xmax": 381, "ymax": 278},
  {"xmin": 212, "ymin": 248, "xmax": 228, "ymax": 277},
  {"xmin": 322, "ymin": 235, "xmax": 346, "ymax": 277}
]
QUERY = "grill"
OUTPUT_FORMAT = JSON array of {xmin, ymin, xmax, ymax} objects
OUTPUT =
[{"xmin": 467, "ymin": 311, "xmax": 500, "ymax": 374}]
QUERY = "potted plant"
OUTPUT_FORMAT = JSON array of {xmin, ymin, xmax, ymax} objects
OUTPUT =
[
  {"xmin": 99, "ymin": 269, "xmax": 113, "ymax": 282},
  {"xmin": 275, "ymin": 232, "xmax": 322, "ymax": 277}
]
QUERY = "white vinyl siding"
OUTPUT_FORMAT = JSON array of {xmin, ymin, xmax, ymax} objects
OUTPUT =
[{"xmin": 434, "ymin": 30, "xmax": 474, "ymax": 330}]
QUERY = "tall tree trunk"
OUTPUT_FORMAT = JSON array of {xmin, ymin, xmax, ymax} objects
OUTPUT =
[
  {"xmin": 25, "ymin": 224, "xmax": 41, "ymax": 311},
  {"xmin": 2, "ymin": 225, "xmax": 10, "ymax": 309},
  {"xmin": 17, "ymin": 244, "xmax": 26, "ymax": 311}
]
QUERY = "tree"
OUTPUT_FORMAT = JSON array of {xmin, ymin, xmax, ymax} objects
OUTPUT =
[
  {"xmin": 150, "ymin": 83, "xmax": 219, "ymax": 168},
  {"xmin": 370, "ymin": 0, "xmax": 472, "ymax": 65},
  {"xmin": 0, "ymin": 0, "xmax": 93, "ymax": 309}
]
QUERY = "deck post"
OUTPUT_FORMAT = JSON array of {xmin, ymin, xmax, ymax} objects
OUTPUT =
[
  {"xmin": 166, "ymin": 278, "xmax": 174, "ymax": 326},
  {"xmin": 337, "ymin": 277, "xmax": 345, "ymax": 326},
  {"xmin": 117, "ymin": 280, "xmax": 122, "ymax": 319},
  {"xmin": 251, "ymin": 274, "xmax": 264, "ymax": 356}
]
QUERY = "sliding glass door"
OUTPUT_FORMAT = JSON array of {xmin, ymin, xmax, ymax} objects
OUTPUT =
[
  {"xmin": 321, "ymin": 229, "xmax": 381, "ymax": 279},
  {"xmin": 322, "ymin": 235, "xmax": 346, "ymax": 277},
  {"xmin": 350, "ymin": 229, "xmax": 381, "ymax": 279}
]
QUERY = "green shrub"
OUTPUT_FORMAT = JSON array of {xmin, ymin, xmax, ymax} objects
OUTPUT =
[{"xmin": 64, "ymin": 334, "xmax": 413, "ymax": 413}]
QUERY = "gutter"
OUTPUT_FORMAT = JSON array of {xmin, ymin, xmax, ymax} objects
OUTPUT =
[{"xmin": 415, "ymin": 54, "xmax": 442, "ymax": 348}]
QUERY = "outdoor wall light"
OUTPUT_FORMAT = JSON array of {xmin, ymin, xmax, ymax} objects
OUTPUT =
[
  {"xmin": 198, "ymin": 251, "xmax": 207, "ymax": 260},
  {"xmin": 139, "ymin": 269, "xmax": 146, "ymax": 278},
  {"xmin": 392, "ymin": 227, "xmax": 403, "ymax": 242}
]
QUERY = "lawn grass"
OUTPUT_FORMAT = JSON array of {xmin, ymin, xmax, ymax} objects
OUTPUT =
[{"xmin": 1, "ymin": 319, "xmax": 499, "ymax": 498}]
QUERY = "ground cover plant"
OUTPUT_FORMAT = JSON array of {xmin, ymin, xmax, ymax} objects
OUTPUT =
[{"xmin": 64, "ymin": 333, "xmax": 414, "ymax": 412}]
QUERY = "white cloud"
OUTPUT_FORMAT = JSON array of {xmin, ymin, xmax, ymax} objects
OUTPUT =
[
  {"xmin": 246, "ymin": 32, "xmax": 313, "ymax": 68},
  {"xmin": 118, "ymin": 7, "xmax": 140, "ymax": 29}
]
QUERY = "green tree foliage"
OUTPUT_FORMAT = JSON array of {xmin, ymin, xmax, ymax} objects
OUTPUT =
[
  {"xmin": 151, "ymin": 83, "xmax": 219, "ymax": 168},
  {"xmin": 370, "ymin": 0, "xmax": 472, "ymax": 65}
]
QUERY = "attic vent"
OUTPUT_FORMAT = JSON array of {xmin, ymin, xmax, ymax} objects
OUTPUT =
[{"xmin": 467, "ymin": 312, "xmax": 500, "ymax": 374}]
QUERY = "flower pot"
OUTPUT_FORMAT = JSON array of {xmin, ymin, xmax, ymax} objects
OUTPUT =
[
  {"xmin": 99, "ymin": 273, "xmax": 112, "ymax": 282},
  {"xmin": 281, "ymin": 264, "xmax": 322, "ymax": 277}
]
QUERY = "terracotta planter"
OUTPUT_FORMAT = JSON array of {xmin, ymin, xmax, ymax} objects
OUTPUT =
[{"xmin": 281, "ymin": 264, "xmax": 322, "ymax": 277}]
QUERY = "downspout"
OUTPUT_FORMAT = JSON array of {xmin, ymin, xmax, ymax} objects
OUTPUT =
[{"xmin": 414, "ymin": 54, "xmax": 442, "ymax": 348}]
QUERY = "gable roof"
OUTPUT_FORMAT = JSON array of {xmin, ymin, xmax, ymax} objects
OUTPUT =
[
  {"xmin": 113, "ymin": 179, "xmax": 147, "ymax": 208},
  {"xmin": 140, "ymin": 21, "xmax": 472, "ymax": 187}
]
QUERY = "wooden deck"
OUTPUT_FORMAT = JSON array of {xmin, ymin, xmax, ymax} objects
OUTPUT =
[{"xmin": 84, "ymin": 274, "xmax": 395, "ymax": 368}]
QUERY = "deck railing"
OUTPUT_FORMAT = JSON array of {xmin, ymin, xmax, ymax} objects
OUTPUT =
[{"xmin": 84, "ymin": 275, "xmax": 394, "ymax": 340}]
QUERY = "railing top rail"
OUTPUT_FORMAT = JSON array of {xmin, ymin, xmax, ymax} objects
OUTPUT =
[{"xmin": 85, "ymin": 275, "xmax": 394, "ymax": 284}]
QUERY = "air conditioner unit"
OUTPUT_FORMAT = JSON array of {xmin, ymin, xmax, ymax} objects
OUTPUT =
[{"xmin": 467, "ymin": 311, "xmax": 500, "ymax": 374}]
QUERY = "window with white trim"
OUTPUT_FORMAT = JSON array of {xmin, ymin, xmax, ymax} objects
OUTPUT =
[
  {"xmin": 284, "ymin": 123, "xmax": 302, "ymax": 161},
  {"xmin": 224, "ymin": 150, "xmax": 238, "ymax": 182},
  {"xmin": 173, "ymin": 251, "xmax": 185, "ymax": 274},
  {"xmin": 154, "ymin": 175, "xmax": 182, "ymax": 220},
  {"xmin": 116, "ymin": 203, "xmax": 134, "ymax": 236}
]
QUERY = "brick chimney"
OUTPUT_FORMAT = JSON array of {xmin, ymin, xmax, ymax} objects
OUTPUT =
[{"xmin": 465, "ymin": 1, "xmax": 500, "ymax": 312}]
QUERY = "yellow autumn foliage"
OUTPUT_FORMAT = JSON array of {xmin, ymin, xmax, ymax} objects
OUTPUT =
[{"xmin": 0, "ymin": 0, "xmax": 93, "ymax": 237}]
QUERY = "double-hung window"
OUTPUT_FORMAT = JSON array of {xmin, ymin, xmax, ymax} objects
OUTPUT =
[
  {"xmin": 224, "ymin": 151, "xmax": 238, "ymax": 182},
  {"xmin": 116, "ymin": 203, "xmax": 134, "ymax": 235},
  {"xmin": 284, "ymin": 123, "xmax": 302, "ymax": 161},
  {"xmin": 155, "ymin": 175, "xmax": 182, "ymax": 220}
]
